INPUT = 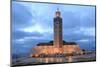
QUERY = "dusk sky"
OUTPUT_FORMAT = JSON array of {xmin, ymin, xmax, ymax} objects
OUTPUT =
[{"xmin": 12, "ymin": 1, "xmax": 96, "ymax": 54}]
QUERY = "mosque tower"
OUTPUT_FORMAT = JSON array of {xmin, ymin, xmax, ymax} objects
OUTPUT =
[{"xmin": 53, "ymin": 8, "xmax": 63, "ymax": 48}]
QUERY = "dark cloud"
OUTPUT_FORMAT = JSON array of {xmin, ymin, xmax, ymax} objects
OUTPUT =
[
  {"xmin": 12, "ymin": 30, "xmax": 43, "ymax": 39},
  {"xmin": 12, "ymin": 2, "xmax": 33, "ymax": 29},
  {"xmin": 62, "ymin": 8, "xmax": 95, "ymax": 30},
  {"xmin": 12, "ymin": 38, "xmax": 50, "ymax": 54}
]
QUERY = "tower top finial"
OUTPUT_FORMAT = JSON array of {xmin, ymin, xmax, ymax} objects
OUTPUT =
[
  {"xmin": 55, "ymin": 8, "xmax": 61, "ymax": 17},
  {"xmin": 57, "ymin": 8, "xmax": 59, "ymax": 11},
  {"xmin": 56, "ymin": 8, "xmax": 60, "ymax": 13}
]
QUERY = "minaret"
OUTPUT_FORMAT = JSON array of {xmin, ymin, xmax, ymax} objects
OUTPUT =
[{"xmin": 53, "ymin": 8, "xmax": 62, "ymax": 48}]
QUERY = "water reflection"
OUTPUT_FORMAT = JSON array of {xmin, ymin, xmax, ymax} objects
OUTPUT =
[
  {"xmin": 12, "ymin": 53, "xmax": 96, "ymax": 66},
  {"xmin": 37, "ymin": 56, "xmax": 73, "ymax": 63}
]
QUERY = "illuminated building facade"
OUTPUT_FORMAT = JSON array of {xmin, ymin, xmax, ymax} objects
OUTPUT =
[{"xmin": 31, "ymin": 9, "xmax": 83, "ymax": 57}]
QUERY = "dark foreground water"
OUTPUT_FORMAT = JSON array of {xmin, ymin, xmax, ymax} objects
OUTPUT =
[{"xmin": 12, "ymin": 52, "xmax": 96, "ymax": 67}]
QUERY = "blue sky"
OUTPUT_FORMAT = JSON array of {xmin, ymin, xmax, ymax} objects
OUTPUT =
[{"xmin": 12, "ymin": 1, "xmax": 96, "ymax": 54}]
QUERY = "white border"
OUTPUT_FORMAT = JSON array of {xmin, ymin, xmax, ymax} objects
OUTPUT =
[{"xmin": 20, "ymin": 0, "xmax": 96, "ymax": 5}]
